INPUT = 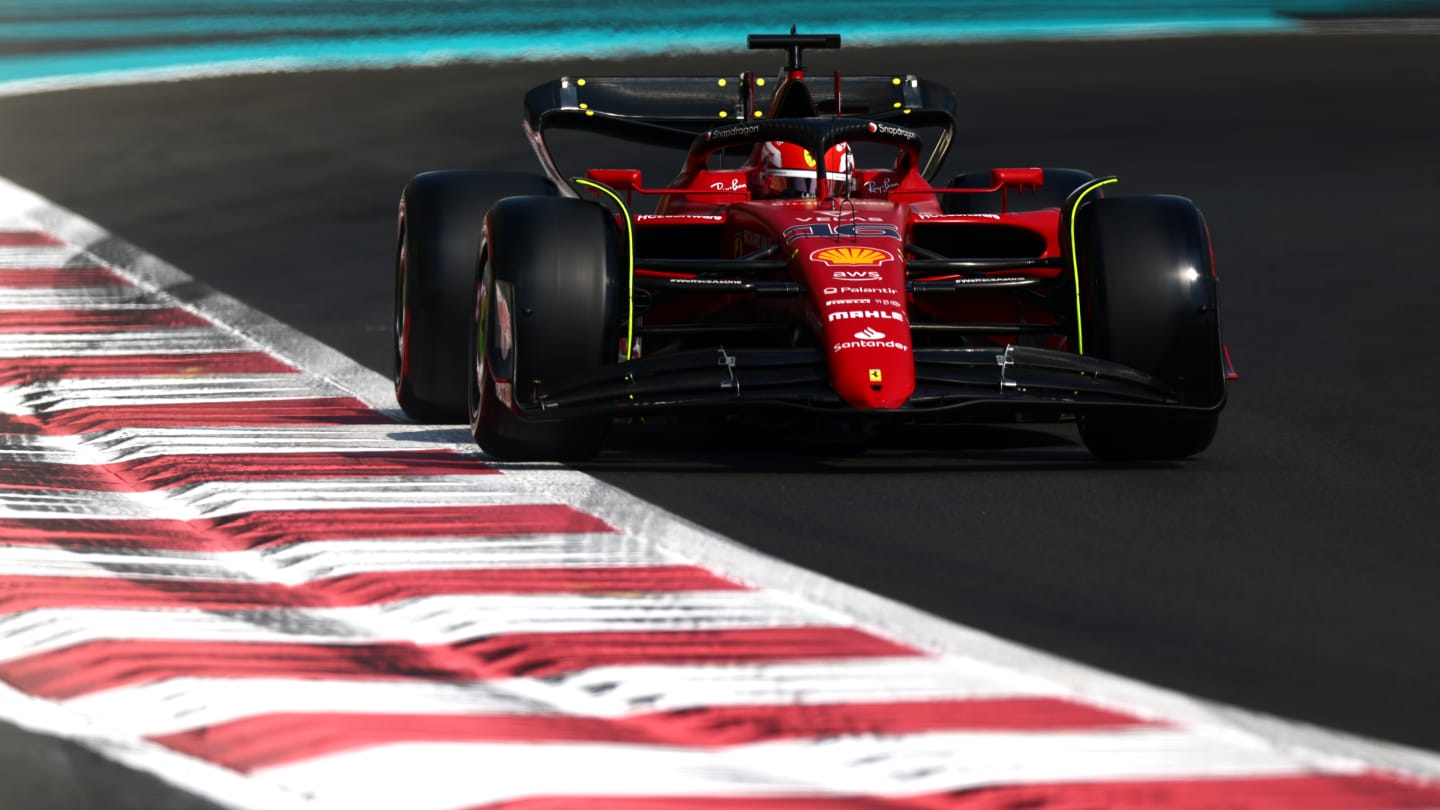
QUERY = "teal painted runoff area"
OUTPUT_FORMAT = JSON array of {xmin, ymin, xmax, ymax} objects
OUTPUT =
[{"xmin": 0, "ymin": 1, "xmax": 1431, "ymax": 87}]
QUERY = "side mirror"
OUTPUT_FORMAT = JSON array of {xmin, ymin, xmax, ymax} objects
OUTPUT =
[
  {"xmin": 991, "ymin": 167, "xmax": 1044, "ymax": 190},
  {"xmin": 586, "ymin": 169, "xmax": 643, "ymax": 191},
  {"xmin": 991, "ymin": 168, "xmax": 1044, "ymax": 214}
]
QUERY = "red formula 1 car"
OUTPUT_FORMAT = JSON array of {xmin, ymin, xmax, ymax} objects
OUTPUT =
[{"xmin": 394, "ymin": 32, "xmax": 1234, "ymax": 461}]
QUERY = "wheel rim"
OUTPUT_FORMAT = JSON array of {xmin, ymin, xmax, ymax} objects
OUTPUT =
[
  {"xmin": 394, "ymin": 232, "xmax": 410, "ymax": 392},
  {"xmin": 469, "ymin": 252, "xmax": 490, "ymax": 434}
]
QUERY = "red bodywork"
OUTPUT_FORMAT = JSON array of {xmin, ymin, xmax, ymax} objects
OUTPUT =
[{"xmin": 588, "ymin": 139, "xmax": 1068, "ymax": 412}]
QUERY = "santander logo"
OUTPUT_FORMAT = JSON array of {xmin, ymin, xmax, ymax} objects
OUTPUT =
[{"xmin": 855, "ymin": 327, "xmax": 886, "ymax": 340}]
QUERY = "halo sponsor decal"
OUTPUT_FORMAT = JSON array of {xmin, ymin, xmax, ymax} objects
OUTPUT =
[
  {"xmin": 865, "ymin": 177, "xmax": 899, "ymax": 194},
  {"xmin": 717, "ymin": 124, "xmax": 761, "ymax": 139},
  {"xmin": 708, "ymin": 178, "xmax": 746, "ymax": 192},
  {"xmin": 867, "ymin": 121, "xmax": 913, "ymax": 138},
  {"xmin": 811, "ymin": 246, "xmax": 895, "ymax": 267}
]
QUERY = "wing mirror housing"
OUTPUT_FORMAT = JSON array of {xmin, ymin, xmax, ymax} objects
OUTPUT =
[
  {"xmin": 991, "ymin": 168, "xmax": 1045, "ymax": 214},
  {"xmin": 991, "ymin": 167, "xmax": 1044, "ymax": 190},
  {"xmin": 586, "ymin": 169, "xmax": 644, "ymax": 191}
]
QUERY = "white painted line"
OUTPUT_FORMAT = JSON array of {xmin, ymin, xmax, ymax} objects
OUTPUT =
[
  {"xmin": 249, "ymin": 732, "xmax": 1326, "ymax": 810},
  {"xmin": 0, "ymin": 327, "xmax": 253, "ymax": 358},
  {"xmin": 0, "ymin": 244, "xmax": 97, "ymax": 266},
  {"xmin": 0, "ymin": 546, "xmax": 266, "ymax": 583},
  {"xmin": 78, "ymin": 425, "xmax": 482, "ymax": 461},
  {"xmin": 0, "ymin": 476, "xmax": 553, "ymax": 520},
  {"xmin": 65, "ymin": 657, "xmax": 1066, "ymax": 736},
  {"xmin": 0, "ymin": 288, "xmax": 165, "ymax": 309},
  {"xmin": 0, "ymin": 590, "xmax": 837, "ymax": 664},
  {"xmin": 0, "ymin": 533, "xmax": 653, "ymax": 584},
  {"xmin": 6, "ymin": 375, "xmax": 333, "ymax": 414},
  {"xmin": 0, "ymin": 488, "xmax": 161, "ymax": 519},
  {"xmin": 155, "ymin": 476, "xmax": 558, "ymax": 515}
]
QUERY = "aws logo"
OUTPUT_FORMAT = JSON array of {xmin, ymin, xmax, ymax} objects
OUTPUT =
[{"xmin": 810, "ymin": 246, "xmax": 895, "ymax": 267}]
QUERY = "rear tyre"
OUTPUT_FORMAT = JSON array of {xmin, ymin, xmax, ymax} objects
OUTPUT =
[
  {"xmin": 1072, "ymin": 195, "xmax": 1226, "ymax": 460},
  {"xmin": 470, "ymin": 196, "xmax": 624, "ymax": 461},
  {"xmin": 941, "ymin": 168, "xmax": 1093, "ymax": 214},
  {"xmin": 394, "ymin": 171, "xmax": 556, "ymax": 422}
]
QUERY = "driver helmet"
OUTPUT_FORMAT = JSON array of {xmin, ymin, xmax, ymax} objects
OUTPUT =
[{"xmin": 760, "ymin": 141, "xmax": 854, "ymax": 198}]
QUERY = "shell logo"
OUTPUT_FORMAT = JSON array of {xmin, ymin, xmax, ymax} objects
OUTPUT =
[
  {"xmin": 803, "ymin": 149, "xmax": 816, "ymax": 168},
  {"xmin": 811, "ymin": 246, "xmax": 894, "ymax": 266}
]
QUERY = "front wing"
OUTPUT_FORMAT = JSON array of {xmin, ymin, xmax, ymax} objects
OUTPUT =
[{"xmin": 511, "ymin": 346, "xmax": 1223, "ymax": 421}]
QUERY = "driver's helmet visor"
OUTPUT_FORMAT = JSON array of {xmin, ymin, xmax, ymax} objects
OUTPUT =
[{"xmin": 760, "ymin": 141, "xmax": 854, "ymax": 198}]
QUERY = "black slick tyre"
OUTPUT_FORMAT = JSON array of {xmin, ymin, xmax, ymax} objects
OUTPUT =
[
  {"xmin": 394, "ymin": 171, "xmax": 556, "ymax": 422},
  {"xmin": 1072, "ymin": 195, "xmax": 1226, "ymax": 460},
  {"xmin": 470, "ymin": 196, "xmax": 624, "ymax": 461}
]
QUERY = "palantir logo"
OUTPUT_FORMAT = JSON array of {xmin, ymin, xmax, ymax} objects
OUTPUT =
[{"xmin": 855, "ymin": 327, "xmax": 886, "ymax": 340}]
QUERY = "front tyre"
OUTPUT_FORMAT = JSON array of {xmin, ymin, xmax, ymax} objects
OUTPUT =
[
  {"xmin": 1072, "ymin": 195, "xmax": 1226, "ymax": 461},
  {"xmin": 394, "ymin": 171, "xmax": 556, "ymax": 422},
  {"xmin": 470, "ymin": 196, "xmax": 623, "ymax": 461}
]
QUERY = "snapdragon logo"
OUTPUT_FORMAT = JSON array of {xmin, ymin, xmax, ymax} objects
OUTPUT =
[
  {"xmin": 866, "ymin": 122, "xmax": 913, "ymax": 139},
  {"xmin": 718, "ymin": 124, "xmax": 761, "ymax": 139}
]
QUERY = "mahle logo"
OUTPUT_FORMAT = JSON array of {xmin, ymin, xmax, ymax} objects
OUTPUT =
[{"xmin": 811, "ymin": 246, "xmax": 894, "ymax": 267}]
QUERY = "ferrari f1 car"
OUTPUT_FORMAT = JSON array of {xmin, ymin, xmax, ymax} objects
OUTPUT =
[{"xmin": 394, "ymin": 32, "xmax": 1235, "ymax": 461}]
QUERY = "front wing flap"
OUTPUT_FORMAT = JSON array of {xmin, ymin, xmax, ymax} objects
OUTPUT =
[{"xmin": 513, "ymin": 346, "xmax": 1212, "ymax": 421}]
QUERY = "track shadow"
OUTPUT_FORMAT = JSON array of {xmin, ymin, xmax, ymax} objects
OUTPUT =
[{"xmin": 569, "ymin": 420, "xmax": 1168, "ymax": 475}]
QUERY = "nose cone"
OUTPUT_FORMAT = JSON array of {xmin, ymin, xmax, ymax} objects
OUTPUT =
[
  {"xmin": 824, "ymin": 315, "xmax": 915, "ymax": 409},
  {"xmin": 783, "ymin": 201, "xmax": 916, "ymax": 409}
]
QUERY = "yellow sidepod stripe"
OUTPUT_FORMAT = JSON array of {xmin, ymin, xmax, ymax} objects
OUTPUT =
[
  {"xmin": 1066, "ymin": 177, "xmax": 1118, "ymax": 356},
  {"xmin": 573, "ymin": 178, "xmax": 635, "ymax": 361}
]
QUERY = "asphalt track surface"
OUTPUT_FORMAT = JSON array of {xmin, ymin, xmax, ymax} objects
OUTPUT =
[{"xmin": 1, "ymin": 31, "xmax": 1438, "ymax": 807}]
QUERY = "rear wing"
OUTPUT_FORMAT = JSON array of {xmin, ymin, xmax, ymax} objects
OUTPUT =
[{"xmin": 522, "ymin": 73, "xmax": 958, "ymax": 179}]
